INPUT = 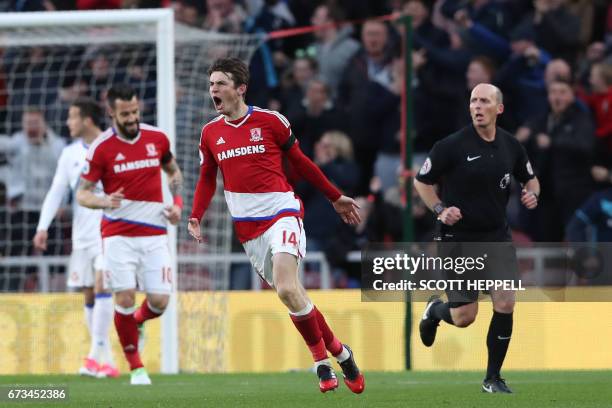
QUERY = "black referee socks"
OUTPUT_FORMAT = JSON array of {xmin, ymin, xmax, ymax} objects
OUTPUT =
[
  {"xmin": 486, "ymin": 310, "xmax": 513, "ymax": 380},
  {"xmin": 429, "ymin": 301, "xmax": 454, "ymax": 325}
]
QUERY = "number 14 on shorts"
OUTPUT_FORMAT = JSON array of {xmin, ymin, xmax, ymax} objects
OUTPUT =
[{"xmin": 282, "ymin": 230, "xmax": 297, "ymax": 246}]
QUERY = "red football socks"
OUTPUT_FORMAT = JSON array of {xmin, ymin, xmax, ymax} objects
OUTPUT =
[
  {"xmin": 134, "ymin": 300, "xmax": 162, "ymax": 325},
  {"xmin": 315, "ymin": 307, "xmax": 343, "ymax": 357},
  {"xmin": 290, "ymin": 307, "xmax": 328, "ymax": 362},
  {"xmin": 114, "ymin": 309, "xmax": 143, "ymax": 370}
]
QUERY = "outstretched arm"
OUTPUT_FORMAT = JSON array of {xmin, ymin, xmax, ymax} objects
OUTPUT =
[
  {"xmin": 162, "ymin": 157, "xmax": 184, "ymax": 225},
  {"xmin": 285, "ymin": 144, "xmax": 361, "ymax": 225},
  {"xmin": 34, "ymin": 157, "xmax": 70, "ymax": 250},
  {"xmin": 188, "ymin": 159, "xmax": 218, "ymax": 243}
]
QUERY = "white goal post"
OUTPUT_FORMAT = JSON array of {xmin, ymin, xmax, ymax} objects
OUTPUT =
[
  {"xmin": 0, "ymin": 8, "xmax": 178, "ymax": 373},
  {"xmin": 0, "ymin": 9, "xmax": 264, "ymax": 374}
]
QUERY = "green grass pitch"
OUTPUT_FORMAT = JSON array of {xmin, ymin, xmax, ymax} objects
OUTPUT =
[{"xmin": 0, "ymin": 371, "xmax": 610, "ymax": 408}]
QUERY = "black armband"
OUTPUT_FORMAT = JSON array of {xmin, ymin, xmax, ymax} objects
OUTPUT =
[
  {"xmin": 280, "ymin": 133, "xmax": 296, "ymax": 151},
  {"xmin": 161, "ymin": 151, "xmax": 174, "ymax": 164}
]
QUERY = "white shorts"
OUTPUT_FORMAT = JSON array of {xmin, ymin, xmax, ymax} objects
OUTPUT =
[
  {"xmin": 102, "ymin": 235, "xmax": 173, "ymax": 294},
  {"xmin": 243, "ymin": 217, "xmax": 306, "ymax": 287},
  {"xmin": 67, "ymin": 245, "xmax": 103, "ymax": 288}
]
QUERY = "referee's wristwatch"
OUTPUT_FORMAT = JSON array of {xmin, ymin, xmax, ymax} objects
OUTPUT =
[{"xmin": 433, "ymin": 202, "xmax": 446, "ymax": 220}]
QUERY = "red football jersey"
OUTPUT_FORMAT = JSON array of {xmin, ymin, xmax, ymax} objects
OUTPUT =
[
  {"xmin": 199, "ymin": 106, "xmax": 303, "ymax": 242},
  {"xmin": 82, "ymin": 124, "xmax": 171, "ymax": 237}
]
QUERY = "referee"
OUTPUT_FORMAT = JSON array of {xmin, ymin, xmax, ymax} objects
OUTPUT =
[{"xmin": 414, "ymin": 83, "xmax": 540, "ymax": 393}]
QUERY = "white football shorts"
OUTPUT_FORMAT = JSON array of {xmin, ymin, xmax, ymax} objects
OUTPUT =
[
  {"xmin": 67, "ymin": 245, "xmax": 103, "ymax": 288},
  {"xmin": 243, "ymin": 216, "xmax": 306, "ymax": 287},
  {"xmin": 102, "ymin": 235, "xmax": 172, "ymax": 294}
]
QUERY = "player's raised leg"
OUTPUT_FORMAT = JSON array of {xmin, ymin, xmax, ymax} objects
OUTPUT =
[
  {"xmin": 136, "ymin": 236, "xmax": 172, "ymax": 328},
  {"xmin": 298, "ymin": 284, "xmax": 365, "ymax": 393},
  {"xmin": 273, "ymin": 251, "xmax": 338, "ymax": 393},
  {"xmin": 482, "ymin": 290, "xmax": 515, "ymax": 394}
]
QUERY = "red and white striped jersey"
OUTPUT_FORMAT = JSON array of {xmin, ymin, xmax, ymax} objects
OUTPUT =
[
  {"xmin": 199, "ymin": 106, "xmax": 302, "ymax": 242},
  {"xmin": 82, "ymin": 124, "xmax": 171, "ymax": 238}
]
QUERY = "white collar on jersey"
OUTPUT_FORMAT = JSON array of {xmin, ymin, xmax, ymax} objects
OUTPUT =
[
  {"xmin": 113, "ymin": 127, "xmax": 142, "ymax": 144},
  {"xmin": 223, "ymin": 105, "xmax": 253, "ymax": 128}
]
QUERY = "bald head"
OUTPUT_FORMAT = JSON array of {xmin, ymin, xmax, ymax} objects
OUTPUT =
[
  {"xmin": 471, "ymin": 83, "xmax": 503, "ymax": 104},
  {"xmin": 469, "ymin": 83, "xmax": 504, "ymax": 129}
]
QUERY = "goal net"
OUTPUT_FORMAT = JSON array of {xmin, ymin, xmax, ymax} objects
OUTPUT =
[{"xmin": 0, "ymin": 9, "xmax": 264, "ymax": 373}]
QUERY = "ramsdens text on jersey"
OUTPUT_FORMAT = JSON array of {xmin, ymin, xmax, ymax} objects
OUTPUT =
[
  {"xmin": 217, "ymin": 145, "xmax": 265, "ymax": 161},
  {"xmin": 113, "ymin": 158, "xmax": 160, "ymax": 173}
]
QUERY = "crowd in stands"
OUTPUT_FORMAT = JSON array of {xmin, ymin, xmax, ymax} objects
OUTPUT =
[{"xmin": 0, "ymin": 0, "xmax": 611, "ymax": 289}]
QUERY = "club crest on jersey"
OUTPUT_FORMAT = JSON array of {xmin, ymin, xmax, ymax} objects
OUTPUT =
[
  {"xmin": 146, "ymin": 143, "xmax": 157, "ymax": 157},
  {"xmin": 249, "ymin": 128, "xmax": 263, "ymax": 142}
]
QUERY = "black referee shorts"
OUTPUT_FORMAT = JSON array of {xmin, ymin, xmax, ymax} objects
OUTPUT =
[{"xmin": 435, "ymin": 228, "xmax": 519, "ymax": 308}]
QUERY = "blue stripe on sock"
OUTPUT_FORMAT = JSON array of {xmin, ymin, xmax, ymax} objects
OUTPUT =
[
  {"xmin": 85, "ymin": 303, "xmax": 94, "ymax": 308},
  {"xmin": 95, "ymin": 293, "xmax": 112, "ymax": 299}
]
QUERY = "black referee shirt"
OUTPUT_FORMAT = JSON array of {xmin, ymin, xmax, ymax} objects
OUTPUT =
[{"xmin": 416, "ymin": 125, "xmax": 535, "ymax": 232}]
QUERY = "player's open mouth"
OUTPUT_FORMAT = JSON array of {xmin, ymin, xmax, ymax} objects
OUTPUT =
[
  {"xmin": 475, "ymin": 113, "xmax": 484, "ymax": 119},
  {"xmin": 212, "ymin": 96, "xmax": 223, "ymax": 109}
]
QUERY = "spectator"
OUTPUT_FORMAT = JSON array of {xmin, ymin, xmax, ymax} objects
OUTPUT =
[
  {"xmin": 455, "ymin": 8, "xmax": 560, "ymax": 127},
  {"xmin": 578, "ymin": 62, "xmax": 612, "ymax": 187},
  {"xmin": 579, "ymin": 62, "xmax": 612, "ymax": 141},
  {"xmin": 278, "ymin": 56, "xmax": 318, "ymax": 118},
  {"xmin": 466, "ymin": 55, "xmax": 496, "ymax": 93},
  {"xmin": 338, "ymin": 20, "xmax": 400, "ymax": 193},
  {"xmin": 46, "ymin": 76, "xmax": 90, "ymax": 139},
  {"xmin": 297, "ymin": 130, "xmax": 359, "ymax": 254},
  {"xmin": 520, "ymin": 79, "xmax": 596, "ymax": 240},
  {"xmin": 510, "ymin": 0, "xmax": 581, "ymax": 65},
  {"xmin": 325, "ymin": 176, "xmax": 404, "ymax": 287},
  {"xmin": 286, "ymin": 78, "xmax": 347, "ymax": 158},
  {"xmin": 203, "ymin": 0, "xmax": 247, "ymax": 33},
  {"xmin": 6, "ymin": 107, "xmax": 65, "ymax": 211},
  {"xmin": 544, "ymin": 58, "xmax": 572, "ymax": 84},
  {"xmin": 174, "ymin": 0, "xmax": 204, "ymax": 26},
  {"xmin": 440, "ymin": 0, "xmax": 514, "ymax": 38},
  {"xmin": 404, "ymin": 0, "xmax": 468, "ymax": 151},
  {"xmin": 461, "ymin": 55, "xmax": 516, "ymax": 129},
  {"xmin": 566, "ymin": 187, "xmax": 612, "ymax": 242},
  {"xmin": 245, "ymin": 0, "xmax": 296, "ymax": 108},
  {"xmin": 2, "ymin": 47, "xmax": 59, "ymax": 135},
  {"xmin": 565, "ymin": 187, "xmax": 612, "ymax": 285},
  {"xmin": 309, "ymin": 3, "xmax": 361, "ymax": 96},
  {"xmin": 1, "ymin": 108, "xmax": 65, "ymax": 271},
  {"xmin": 83, "ymin": 48, "xmax": 125, "ymax": 103}
]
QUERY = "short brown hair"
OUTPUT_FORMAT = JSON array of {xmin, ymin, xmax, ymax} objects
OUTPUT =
[
  {"xmin": 72, "ymin": 97, "xmax": 104, "ymax": 128},
  {"xmin": 208, "ymin": 57, "xmax": 250, "ymax": 87}
]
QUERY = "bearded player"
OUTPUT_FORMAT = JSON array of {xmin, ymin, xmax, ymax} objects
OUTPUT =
[
  {"xmin": 77, "ymin": 84, "xmax": 184, "ymax": 385},
  {"xmin": 188, "ymin": 57, "xmax": 365, "ymax": 394}
]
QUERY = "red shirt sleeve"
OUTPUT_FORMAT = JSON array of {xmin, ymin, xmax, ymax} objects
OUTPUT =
[
  {"xmin": 190, "ymin": 128, "xmax": 219, "ymax": 221},
  {"xmin": 81, "ymin": 148, "xmax": 104, "ymax": 184},
  {"xmin": 159, "ymin": 131, "xmax": 173, "ymax": 164},
  {"xmin": 269, "ymin": 111, "xmax": 292, "ymax": 147},
  {"xmin": 285, "ymin": 143, "xmax": 342, "ymax": 202}
]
